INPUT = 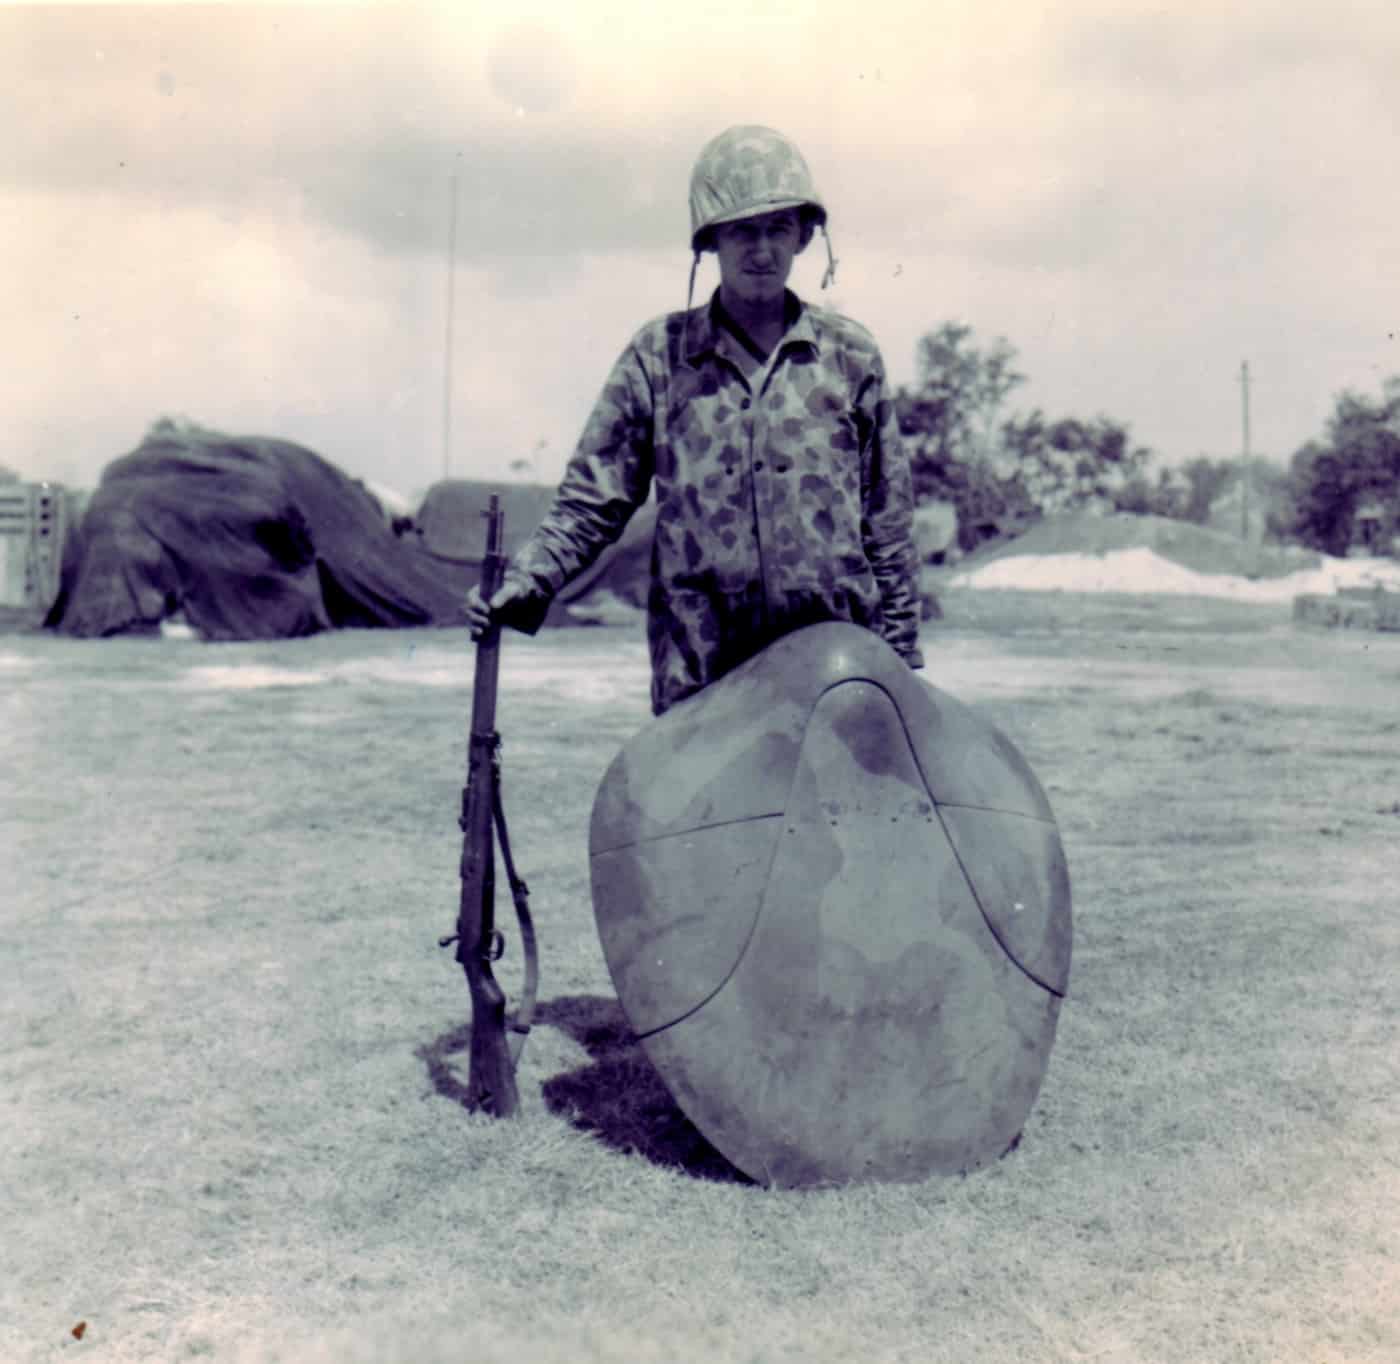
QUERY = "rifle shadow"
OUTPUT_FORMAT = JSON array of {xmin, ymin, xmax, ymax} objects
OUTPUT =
[
  {"xmin": 417, "ymin": 994, "xmax": 748, "ymax": 1185},
  {"xmin": 416, "ymin": 1019, "xmax": 478, "ymax": 1111}
]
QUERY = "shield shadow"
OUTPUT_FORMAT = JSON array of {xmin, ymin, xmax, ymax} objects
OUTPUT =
[
  {"xmin": 534, "ymin": 995, "xmax": 750, "ymax": 1184},
  {"xmin": 417, "ymin": 994, "xmax": 747, "ymax": 1183}
]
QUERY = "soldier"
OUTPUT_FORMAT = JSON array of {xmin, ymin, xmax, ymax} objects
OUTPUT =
[{"xmin": 465, "ymin": 124, "xmax": 923, "ymax": 715}]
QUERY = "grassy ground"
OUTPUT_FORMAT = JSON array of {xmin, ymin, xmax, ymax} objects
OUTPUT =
[{"xmin": 4, "ymin": 592, "xmax": 1399, "ymax": 1363}]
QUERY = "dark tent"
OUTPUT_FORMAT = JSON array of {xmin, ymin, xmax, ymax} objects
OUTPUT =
[
  {"xmin": 413, "ymin": 479, "xmax": 655, "ymax": 617},
  {"xmin": 415, "ymin": 480, "xmax": 563, "ymax": 565},
  {"xmin": 47, "ymin": 429, "xmax": 470, "ymax": 639},
  {"xmin": 553, "ymin": 501, "xmax": 655, "ymax": 611}
]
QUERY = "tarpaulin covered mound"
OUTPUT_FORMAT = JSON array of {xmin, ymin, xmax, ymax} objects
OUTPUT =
[
  {"xmin": 943, "ymin": 512, "xmax": 1400, "ymax": 605},
  {"xmin": 415, "ymin": 478, "xmax": 656, "ymax": 612},
  {"xmin": 47, "ymin": 430, "xmax": 470, "ymax": 639},
  {"xmin": 960, "ymin": 513, "xmax": 1321, "ymax": 580},
  {"xmin": 415, "ymin": 480, "xmax": 561, "ymax": 565}
]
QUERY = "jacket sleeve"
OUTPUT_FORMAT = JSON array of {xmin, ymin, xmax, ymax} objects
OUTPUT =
[
  {"xmin": 858, "ymin": 357, "xmax": 925, "ymax": 668},
  {"xmin": 500, "ymin": 342, "xmax": 655, "ymax": 633}
]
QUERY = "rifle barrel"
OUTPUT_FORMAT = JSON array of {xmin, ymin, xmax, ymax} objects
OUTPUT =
[{"xmin": 454, "ymin": 494, "xmax": 520, "ymax": 1117}]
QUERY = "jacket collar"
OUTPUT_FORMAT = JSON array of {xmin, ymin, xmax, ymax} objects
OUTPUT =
[{"xmin": 683, "ymin": 289, "xmax": 821, "ymax": 367}]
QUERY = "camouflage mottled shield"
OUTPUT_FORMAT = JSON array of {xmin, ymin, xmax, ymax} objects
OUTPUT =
[{"xmin": 589, "ymin": 623, "xmax": 1071, "ymax": 1187}]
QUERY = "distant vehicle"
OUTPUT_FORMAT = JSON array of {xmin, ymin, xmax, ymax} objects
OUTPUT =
[
  {"xmin": 0, "ymin": 482, "xmax": 71, "ymax": 618},
  {"xmin": 1351, "ymin": 500, "xmax": 1399, "ymax": 558}
]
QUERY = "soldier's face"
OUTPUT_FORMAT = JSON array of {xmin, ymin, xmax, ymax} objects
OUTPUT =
[{"xmin": 714, "ymin": 209, "xmax": 805, "ymax": 307}]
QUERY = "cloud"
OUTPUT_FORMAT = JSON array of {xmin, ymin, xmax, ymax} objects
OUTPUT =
[
  {"xmin": 0, "ymin": 172, "xmax": 693, "ymax": 493},
  {"xmin": 0, "ymin": 5, "xmax": 810, "ymax": 259},
  {"xmin": 8, "ymin": 1, "xmax": 1398, "ymax": 270},
  {"xmin": 1054, "ymin": 0, "xmax": 1400, "ymax": 98},
  {"xmin": 485, "ymin": 19, "xmax": 579, "ymax": 114},
  {"xmin": 2, "ymin": 183, "xmax": 444, "ymax": 482},
  {"xmin": 5, "ymin": 0, "xmax": 1400, "ymax": 490}
]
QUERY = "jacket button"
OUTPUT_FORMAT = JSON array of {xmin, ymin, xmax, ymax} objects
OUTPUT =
[
  {"xmin": 740, "ymin": 398, "xmax": 751, "ymax": 410},
  {"xmin": 754, "ymin": 460, "xmax": 765, "ymax": 471}
]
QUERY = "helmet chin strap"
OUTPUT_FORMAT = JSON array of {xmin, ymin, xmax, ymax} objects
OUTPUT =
[
  {"xmin": 682, "ymin": 250, "xmax": 701, "ymax": 374},
  {"xmin": 820, "ymin": 225, "xmax": 838, "ymax": 290}
]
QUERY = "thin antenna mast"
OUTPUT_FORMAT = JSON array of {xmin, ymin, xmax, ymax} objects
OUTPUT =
[
  {"xmin": 442, "ymin": 168, "xmax": 461, "ymax": 481},
  {"xmin": 1238, "ymin": 360, "xmax": 1252, "ymax": 541}
]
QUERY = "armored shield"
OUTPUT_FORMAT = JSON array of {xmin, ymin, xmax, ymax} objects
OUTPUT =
[{"xmin": 589, "ymin": 622, "xmax": 1071, "ymax": 1187}]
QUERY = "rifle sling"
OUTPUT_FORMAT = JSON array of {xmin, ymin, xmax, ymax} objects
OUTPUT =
[{"xmin": 492, "ymin": 778, "xmax": 538, "ymax": 1065}]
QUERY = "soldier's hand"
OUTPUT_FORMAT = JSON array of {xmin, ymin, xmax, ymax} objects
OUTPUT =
[{"xmin": 466, "ymin": 577, "xmax": 533, "ymax": 640}]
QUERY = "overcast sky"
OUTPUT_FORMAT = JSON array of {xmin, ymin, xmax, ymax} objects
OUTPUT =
[{"xmin": 4, "ymin": 0, "xmax": 1398, "ymax": 500}]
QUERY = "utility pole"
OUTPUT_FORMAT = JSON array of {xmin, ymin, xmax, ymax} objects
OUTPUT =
[
  {"xmin": 442, "ymin": 169, "xmax": 460, "ymax": 481},
  {"xmin": 1238, "ymin": 360, "xmax": 1252, "ymax": 541}
]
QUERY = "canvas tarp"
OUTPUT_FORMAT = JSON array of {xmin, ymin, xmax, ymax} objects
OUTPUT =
[
  {"xmin": 47, "ymin": 430, "xmax": 470, "ymax": 639},
  {"xmin": 413, "ymin": 479, "xmax": 655, "ymax": 614},
  {"xmin": 415, "ymin": 480, "xmax": 562, "ymax": 565}
]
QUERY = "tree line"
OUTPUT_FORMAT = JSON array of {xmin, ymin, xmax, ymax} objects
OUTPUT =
[
  {"xmin": 7, "ymin": 334, "xmax": 1397, "ymax": 561},
  {"xmin": 897, "ymin": 322, "xmax": 1400, "ymax": 558}
]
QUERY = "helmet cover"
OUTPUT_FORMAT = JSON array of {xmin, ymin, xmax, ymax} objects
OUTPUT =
[{"xmin": 688, "ymin": 125, "xmax": 827, "ymax": 251}]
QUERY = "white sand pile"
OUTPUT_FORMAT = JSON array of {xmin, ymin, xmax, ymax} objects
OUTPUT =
[
  {"xmin": 949, "ymin": 546, "xmax": 1400, "ymax": 604},
  {"xmin": 942, "ymin": 512, "xmax": 1400, "ymax": 603}
]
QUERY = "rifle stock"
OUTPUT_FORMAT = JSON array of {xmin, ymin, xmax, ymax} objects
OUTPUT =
[{"xmin": 454, "ymin": 495, "xmax": 520, "ymax": 1117}]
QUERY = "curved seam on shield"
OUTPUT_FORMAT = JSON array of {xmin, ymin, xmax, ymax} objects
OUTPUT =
[
  {"xmin": 592, "ymin": 811, "xmax": 784, "ymax": 857},
  {"xmin": 935, "ymin": 801, "xmax": 1057, "ymax": 824},
  {"xmin": 594, "ymin": 797, "xmax": 1054, "ymax": 861},
  {"xmin": 865, "ymin": 677, "xmax": 1068, "ymax": 1000},
  {"xmin": 632, "ymin": 667, "xmax": 1065, "ymax": 1042},
  {"xmin": 630, "ymin": 687, "xmax": 828, "ymax": 1043}
]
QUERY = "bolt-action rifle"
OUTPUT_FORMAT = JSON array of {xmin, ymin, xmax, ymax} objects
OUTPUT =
[{"xmin": 439, "ymin": 494, "xmax": 538, "ymax": 1116}]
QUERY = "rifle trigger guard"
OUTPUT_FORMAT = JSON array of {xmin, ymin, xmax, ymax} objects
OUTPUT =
[{"xmin": 486, "ymin": 929, "xmax": 505, "ymax": 962}]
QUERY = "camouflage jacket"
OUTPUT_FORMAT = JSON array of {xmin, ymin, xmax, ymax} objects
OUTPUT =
[{"xmin": 507, "ymin": 290, "xmax": 924, "ymax": 714}]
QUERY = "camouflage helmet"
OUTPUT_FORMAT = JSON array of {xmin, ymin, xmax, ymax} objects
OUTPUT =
[{"xmin": 688, "ymin": 125, "xmax": 827, "ymax": 252}]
